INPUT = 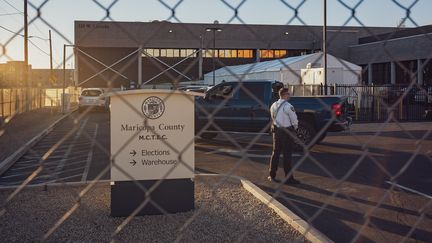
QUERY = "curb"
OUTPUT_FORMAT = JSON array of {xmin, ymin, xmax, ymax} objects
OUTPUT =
[
  {"xmin": 196, "ymin": 173, "xmax": 333, "ymax": 243},
  {"xmin": 240, "ymin": 179, "xmax": 333, "ymax": 243},
  {"xmin": 0, "ymin": 109, "xmax": 76, "ymax": 176}
]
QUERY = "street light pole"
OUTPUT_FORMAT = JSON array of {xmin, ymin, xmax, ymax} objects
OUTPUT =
[
  {"xmin": 206, "ymin": 21, "xmax": 222, "ymax": 86},
  {"xmin": 212, "ymin": 30, "xmax": 216, "ymax": 86},
  {"xmin": 323, "ymin": 0, "xmax": 328, "ymax": 95},
  {"xmin": 24, "ymin": 0, "xmax": 29, "ymax": 111},
  {"xmin": 62, "ymin": 44, "xmax": 74, "ymax": 114},
  {"xmin": 62, "ymin": 44, "xmax": 66, "ymax": 114},
  {"xmin": 49, "ymin": 30, "xmax": 53, "ymax": 85}
]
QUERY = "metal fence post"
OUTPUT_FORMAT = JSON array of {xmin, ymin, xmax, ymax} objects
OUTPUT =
[
  {"xmin": 9, "ymin": 89, "xmax": 12, "ymax": 117},
  {"xmin": 399, "ymin": 100, "xmax": 403, "ymax": 120},
  {"xmin": 0, "ymin": 89, "xmax": 3, "ymax": 118},
  {"xmin": 377, "ymin": 96, "xmax": 380, "ymax": 121}
]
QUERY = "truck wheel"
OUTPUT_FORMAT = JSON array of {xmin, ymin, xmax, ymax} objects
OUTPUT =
[
  {"xmin": 294, "ymin": 122, "xmax": 316, "ymax": 151},
  {"xmin": 200, "ymin": 132, "xmax": 217, "ymax": 139}
]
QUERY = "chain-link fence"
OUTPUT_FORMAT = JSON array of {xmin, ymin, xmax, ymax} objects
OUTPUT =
[
  {"xmin": 1, "ymin": 1, "xmax": 432, "ymax": 242},
  {"xmin": 0, "ymin": 87, "xmax": 79, "ymax": 118}
]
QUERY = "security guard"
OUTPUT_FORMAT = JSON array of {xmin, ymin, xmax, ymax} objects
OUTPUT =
[{"xmin": 268, "ymin": 87, "xmax": 300, "ymax": 185}]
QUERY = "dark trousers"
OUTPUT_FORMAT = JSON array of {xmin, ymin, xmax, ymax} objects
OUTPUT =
[{"xmin": 269, "ymin": 127, "xmax": 294, "ymax": 179}]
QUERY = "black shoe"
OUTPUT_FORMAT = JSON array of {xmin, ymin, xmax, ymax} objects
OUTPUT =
[
  {"xmin": 285, "ymin": 178, "xmax": 301, "ymax": 185},
  {"xmin": 267, "ymin": 176, "xmax": 280, "ymax": 183}
]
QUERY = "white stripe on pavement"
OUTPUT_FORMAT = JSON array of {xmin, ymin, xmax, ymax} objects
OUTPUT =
[
  {"xmin": 385, "ymin": 181, "xmax": 432, "ymax": 200},
  {"xmin": 204, "ymin": 148, "xmax": 301, "ymax": 158}
]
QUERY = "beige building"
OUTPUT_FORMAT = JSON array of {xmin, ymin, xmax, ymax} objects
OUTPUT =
[
  {"xmin": 31, "ymin": 69, "xmax": 74, "ymax": 88},
  {"xmin": 0, "ymin": 61, "xmax": 31, "ymax": 87},
  {"xmin": 0, "ymin": 61, "xmax": 74, "ymax": 88}
]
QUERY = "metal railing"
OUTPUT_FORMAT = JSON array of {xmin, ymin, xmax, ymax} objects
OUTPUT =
[
  {"xmin": 0, "ymin": 88, "xmax": 80, "ymax": 118},
  {"xmin": 290, "ymin": 83, "xmax": 432, "ymax": 121}
]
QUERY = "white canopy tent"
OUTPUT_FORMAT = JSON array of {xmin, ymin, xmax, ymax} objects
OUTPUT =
[{"xmin": 204, "ymin": 53, "xmax": 361, "ymax": 86}]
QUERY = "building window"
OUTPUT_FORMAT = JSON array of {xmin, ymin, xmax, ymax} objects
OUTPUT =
[
  {"xmin": 260, "ymin": 50, "xmax": 274, "ymax": 58},
  {"xmin": 143, "ymin": 48, "xmax": 257, "ymax": 59},
  {"xmin": 186, "ymin": 49, "xmax": 195, "ymax": 57},
  {"xmin": 173, "ymin": 49, "xmax": 179, "ymax": 57},
  {"xmin": 219, "ymin": 49, "xmax": 235, "ymax": 58},
  {"xmin": 230, "ymin": 50, "xmax": 237, "ymax": 58},
  {"xmin": 260, "ymin": 50, "xmax": 287, "ymax": 59},
  {"xmin": 237, "ymin": 50, "xmax": 253, "ymax": 58},
  {"xmin": 275, "ymin": 50, "xmax": 287, "ymax": 58},
  {"xmin": 204, "ymin": 49, "xmax": 215, "ymax": 58},
  {"xmin": 166, "ymin": 49, "xmax": 174, "ymax": 57},
  {"xmin": 143, "ymin": 49, "xmax": 154, "ymax": 57}
]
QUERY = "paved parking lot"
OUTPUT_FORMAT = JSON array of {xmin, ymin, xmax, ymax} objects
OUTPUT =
[
  {"xmin": 1, "ymin": 110, "xmax": 431, "ymax": 242},
  {"xmin": 195, "ymin": 124, "xmax": 432, "ymax": 242}
]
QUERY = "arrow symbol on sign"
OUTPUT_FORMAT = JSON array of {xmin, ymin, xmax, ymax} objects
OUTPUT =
[
  {"xmin": 130, "ymin": 160, "xmax": 137, "ymax": 166},
  {"xmin": 130, "ymin": 150, "xmax": 137, "ymax": 156}
]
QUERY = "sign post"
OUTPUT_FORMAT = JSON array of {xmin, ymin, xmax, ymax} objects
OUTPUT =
[{"xmin": 109, "ymin": 89, "xmax": 197, "ymax": 216}]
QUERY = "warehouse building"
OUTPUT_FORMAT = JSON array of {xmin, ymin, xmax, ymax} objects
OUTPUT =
[{"xmin": 74, "ymin": 21, "xmax": 432, "ymax": 88}]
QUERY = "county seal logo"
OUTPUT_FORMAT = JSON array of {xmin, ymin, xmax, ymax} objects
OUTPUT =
[{"xmin": 142, "ymin": 96, "xmax": 165, "ymax": 119}]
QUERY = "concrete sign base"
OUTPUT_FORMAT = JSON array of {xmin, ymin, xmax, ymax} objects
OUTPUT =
[{"xmin": 111, "ymin": 179, "xmax": 194, "ymax": 216}]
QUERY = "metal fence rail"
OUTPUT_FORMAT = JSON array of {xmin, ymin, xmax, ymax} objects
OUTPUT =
[
  {"xmin": 291, "ymin": 84, "xmax": 432, "ymax": 121},
  {"xmin": 0, "ymin": 88, "xmax": 80, "ymax": 118},
  {"xmin": 0, "ymin": 1, "xmax": 432, "ymax": 242}
]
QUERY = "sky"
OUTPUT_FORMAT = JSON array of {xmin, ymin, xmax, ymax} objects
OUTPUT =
[{"xmin": 1, "ymin": 0, "xmax": 431, "ymax": 69}]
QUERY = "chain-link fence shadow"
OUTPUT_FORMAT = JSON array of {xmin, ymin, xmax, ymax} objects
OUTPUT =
[{"xmin": 0, "ymin": 0, "xmax": 432, "ymax": 242}]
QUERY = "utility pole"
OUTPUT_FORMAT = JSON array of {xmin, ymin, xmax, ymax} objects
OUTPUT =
[
  {"xmin": 24, "ymin": 0, "xmax": 29, "ymax": 111},
  {"xmin": 62, "ymin": 44, "xmax": 66, "ymax": 114},
  {"xmin": 49, "ymin": 30, "xmax": 53, "ymax": 85},
  {"xmin": 323, "ymin": 0, "xmax": 328, "ymax": 95}
]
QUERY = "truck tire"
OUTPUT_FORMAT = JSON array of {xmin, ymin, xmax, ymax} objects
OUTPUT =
[
  {"xmin": 200, "ymin": 132, "xmax": 217, "ymax": 139},
  {"xmin": 294, "ymin": 121, "xmax": 316, "ymax": 151}
]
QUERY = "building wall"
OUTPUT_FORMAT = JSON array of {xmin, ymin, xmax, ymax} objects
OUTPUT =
[
  {"xmin": 74, "ymin": 21, "xmax": 398, "ymax": 88},
  {"xmin": 349, "ymin": 33, "xmax": 432, "ymax": 64},
  {"xmin": 31, "ymin": 69, "xmax": 74, "ymax": 88},
  {"xmin": 351, "ymin": 32, "xmax": 432, "ymax": 85},
  {"xmin": 0, "ymin": 61, "xmax": 31, "ymax": 87},
  {"xmin": 76, "ymin": 47, "xmax": 138, "ymax": 88}
]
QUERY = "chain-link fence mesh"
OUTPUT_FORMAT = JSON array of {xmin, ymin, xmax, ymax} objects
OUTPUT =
[{"xmin": 0, "ymin": 0, "xmax": 432, "ymax": 242}]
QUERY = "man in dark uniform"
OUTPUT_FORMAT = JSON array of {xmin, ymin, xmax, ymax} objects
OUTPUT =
[{"xmin": 268, "ymin": 87, "xmax": 300, "ymax": 185}]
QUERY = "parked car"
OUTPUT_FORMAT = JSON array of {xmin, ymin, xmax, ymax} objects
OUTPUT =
[{"xmin": 78, "ymin": 88, "xmax": 109, "ymax": 112}]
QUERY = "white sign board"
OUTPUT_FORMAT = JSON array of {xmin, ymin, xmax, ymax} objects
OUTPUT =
[{"xmin": 110, "ymin": 90, "xmax": 195, "ymax": 181}]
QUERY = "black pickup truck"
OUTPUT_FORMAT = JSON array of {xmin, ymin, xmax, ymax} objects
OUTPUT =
[{"xmin": 195, "ymin": 80, "xmax": 351, "ymax": 150}]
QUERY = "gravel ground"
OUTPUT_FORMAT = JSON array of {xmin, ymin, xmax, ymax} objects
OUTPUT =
[{"xmin": 0, "ymin": 177, "xmax": 308, "ymax": 242}]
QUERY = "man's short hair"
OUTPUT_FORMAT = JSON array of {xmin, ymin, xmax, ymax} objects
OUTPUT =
[{"xmin": 278, "ymin": 87, "xmax": 289, "ymax": 98}]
